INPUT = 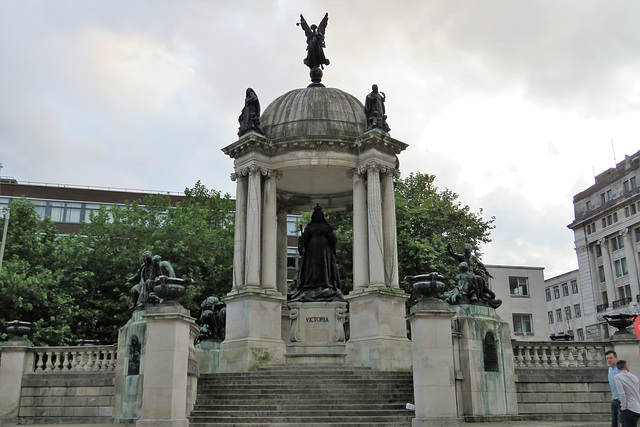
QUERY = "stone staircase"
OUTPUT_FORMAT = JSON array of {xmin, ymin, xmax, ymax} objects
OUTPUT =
[{"xmin": 189, "ymin": 365, "xmax": 415, "ymax": 426}]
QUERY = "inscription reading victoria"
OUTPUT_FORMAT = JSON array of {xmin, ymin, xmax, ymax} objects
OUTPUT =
[{"xmin": 306, "ymin": 316, "xmax": 329, "ymax": 323}]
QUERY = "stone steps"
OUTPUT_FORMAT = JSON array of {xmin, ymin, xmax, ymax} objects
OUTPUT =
[{"xmin": 189, "ymin": 365, "xmax": 414, "ymax": 426}]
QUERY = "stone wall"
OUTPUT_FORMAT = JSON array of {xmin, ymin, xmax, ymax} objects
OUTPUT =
[
  {"xmin": 515, "ymin": 367, "xmax": 609, "ymax": 422},
  {"xmin": 18, "ymin": 371, "xmax": 116, "ymax": 424}
]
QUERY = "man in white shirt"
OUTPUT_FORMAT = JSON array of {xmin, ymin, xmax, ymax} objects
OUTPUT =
[
  {"xmin": 609, "ymin": 350, "xmax": 622, "ymax": 427},
  {"xmin": 613, "ymin": 360, "xmax": 640, "ymax": 427}
]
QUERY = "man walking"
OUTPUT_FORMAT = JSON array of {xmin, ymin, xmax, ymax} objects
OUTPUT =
[
  {"xmin": 614, "ymin": 360, "xmax": 640, "ymax": 427},
  {"xmin": 608, "ymin": 350, "xmax": 622, "ymax": 427}
]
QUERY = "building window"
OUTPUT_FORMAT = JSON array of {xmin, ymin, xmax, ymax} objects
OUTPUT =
[
  {"xmin": 635, "ymin": 227, "xmax": 640, "ymax": 244},
  {"xmin": 596, "ymin": 244, "xmax": 602, "ymax": 257},
  {"xmin": 574, "ymin": 304, "xmax": 581, "ymax": 318},
  {"xmin": 513, "ymin": 314, "xmax": 533, "ymax": 335},
  {"xmin": 618, "ymin": 284, "xmax": 631, "ymax": 300},
  {"xmin": 602, "ymin": 218, "xmax": 607, "ymax": 228},
  {"xmin": 556, "ymin": 309, "xmax": 562, "ymax": 322},
  {"xmin": 545, "ymin": 288, "xmax": 551, "ymax": 301},
  {"xmin": 613, "ymin": 212, "xmax": 619, "ymax": 223},
  {"xmin": 571, "ymin": 280, "xmax": 578, "ymax": 294},
  {"xmin": 612, "ymin": 235, "xmax": 625, "ymax": 251},
  {"xmin": 587, "ymin": 223, "xmax": 592, "ymax": 234},
  {"xmin": 615, "ymin": 258, "xmax": 628, "ymax": 278},
  {"xmin": 562, "ymin": 283, "xmax": 569, "ymax": 297},
  {"xmin": 565, "ymin": 306, "xmax": 572, "ymax": 320},
  {"xmin": 287, "ymin": 247, "xmax": 300, "ymax": 270},
  {"xmin": 624, "ymin": 177, "xmax": 637, "ymax": 192},
  {"xmin": 586, "ymin": 200, "xmax": 592, "ymax": 211},
  {"xmin": 548, "ymin": 311, "xmax": 554, "ymax": 324},
  {"xmin": 598, "ymin": 266, "xmax": 606, "ymax": 283},
  {"xmin": 287, "ymin": 215, "xmax": 301, "ymax": 236},
  {"xmin": 509, "ymin": 277, "xmax": 529, "ymax": 297},
  {"xmin": 603, "ymin": 291, "xmax": 609, "ymax": 305},
  {"xmin": 577, "ymin": 328, "xmax": 584, "ymax": 341},
  {"xmin": 631, "ymin": 204, "xmax": 638, "ymax": 215},
  {"xmin": 553, "ymin": 286, "xmax": 560, "ymax": 299}
]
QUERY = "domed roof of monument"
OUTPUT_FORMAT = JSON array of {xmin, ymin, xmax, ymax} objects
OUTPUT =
[{"xmin": 261, "ymin": 86, "xmax": 366, "ymax": 140}]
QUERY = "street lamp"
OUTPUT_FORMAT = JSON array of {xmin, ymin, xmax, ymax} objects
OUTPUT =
[{"xmin": 0, "ymin": 206, "xmax": 9, "ymax": 273}]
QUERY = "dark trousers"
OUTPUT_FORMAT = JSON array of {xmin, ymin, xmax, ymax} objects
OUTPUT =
[
  {"xmin": 623, "ymin": 409, "xmax": 640, "ymax": 427},
  {"xmin": 613, "ymin": 399, "xmax": 622, "ymax": 427}
]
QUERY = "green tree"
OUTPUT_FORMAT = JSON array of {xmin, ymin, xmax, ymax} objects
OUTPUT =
[
  {"xmin": 0, "ymin": 198, "xmax": 80, "ymax": 345},
  {"xmin": 395, "ymin": 172, "xmax": 494, "ymax": 299}
]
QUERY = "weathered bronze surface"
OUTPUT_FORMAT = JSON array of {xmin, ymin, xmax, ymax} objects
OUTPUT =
[
  {"xmin": 298, "ymin": 13, "xmax": 330, "ymax": 70},
  {"xmin": 365, "ymin": 84, "xmax": 390, "ymax": 132},
  {"xmin": 238, "ymin": 88, "xmax": 264, "ymax": 137},
  {"xmin": 195, "ymin": 296, "xmax": 226, "ymax": 344},
  {"xmin": 444, "ymin": 243, "xmax": 502, "ymax": 308},
  {"xmin": 290, "ymin": 205, "xmax": 344, "ymax": 303},
  {"xmin": 127, "ymin": 251, "xmax": 190, "ymax": 309}
]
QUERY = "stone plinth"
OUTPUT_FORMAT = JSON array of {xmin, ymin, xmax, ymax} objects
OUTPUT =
[
  {"xmin": 195, "ymin": 340, "xmax": 221, "ymax": 373},
  {"xmin": 610, "ymin": 332, "xmax": 640, "ymax": 371},
  {"xmin": 286, "ymin": 301, "xmax": 347, "ymax": 364},
  {"xmin": 0, "ymin": 338, "xmax": 34, "ymax": 423},
  {"xmin": 136, "ymin": 305, "xmax": 196, "ymax": 427},
  {"xmin": 452, "ymin": 304, "xmax": 518, "ymax": 418},
  {"xmin": 406, "ymin": 299, "xmax": 461, "ymax": 427},
  {"xmin": 112, "ymin": 310, "xmax": 147, "ymax": 423},
  {"xmin": 345, "ymin": 287, "xmax": 412, "ymax": 370},
  {"xmin": 219, "ymin": 289, "xmax": 286, "ymax": 372}
]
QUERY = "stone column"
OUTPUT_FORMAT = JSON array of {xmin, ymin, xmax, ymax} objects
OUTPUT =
[
  {"xmin": 276, "ymin": 205, "xmax": 289, "ymax": 296},
  {"xmin": 0, "ymin": 338, "xmax": 34, "ymax": 422},
  {"xmin": 245, "ymin": 166, "xmax": 262, "ymax": 289},
  {"xmin": 232, "ymin": 172, "xmax": 247, "ymax": 291},
  {"xmin": 406, "ymin": 300, "xmax": 461, "ymax": 426},
  {"xmin": 381, "ymin": 169, "xmax": 399, "ymax": 289},
  {"xmin": 599, "ymin": 238, "xmax": 616, "ymax": 304},
  {"xmin": 622, "ymin": 228, "xmax": 640, "ymax": 300},
  {"xmin": 261, "ymin": 172, "xmax": 277, "ymax": 291},
  {"xmin": 366, "ymin": 164, "xmax": 385, "ymax": 288},
  {"xmin": 588, "ymin": 244, "xmax": 603, "ymax": 306},
  {"xmin": 352, "ymin": 169, "xmax": 369, "ymax": 291},
  {"xmin": 138, "ymin": 306, "xmax": 196, "ymax": 427}
]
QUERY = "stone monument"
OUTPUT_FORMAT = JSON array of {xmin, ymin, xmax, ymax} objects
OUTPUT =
[{"xmin": 220, "ymin": 13, "xmax": 410, "ymax": 371}]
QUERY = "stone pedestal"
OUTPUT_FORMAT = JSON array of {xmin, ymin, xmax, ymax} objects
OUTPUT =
[
  {"xmin": 345, "ymin": 288, "xmax": 412, "ymax": 370},
  {"xmin": 610, "ymin": 333, "xmax": 640, "ymax": 370},
  {"xmin": 136, "ymin": 305, "xmax": 197, "ymax": 427},
  {"xmin": 452, "ymin": 304, "xmax": 518, "ymax": 418},
  {"xmin": 112, "ymin": 310, "xmax": 147, "ymax": 423},
  {"xmin": 407, "ymin": 299, "xmax": 461, "ymax": 427},
  {"xmin": 286, "ymin": 301, "xmax": 347, "ymax": 364},
  {"xmin": 219, "ymin": 289, "xmax": 286, "ymax": 372},
  {"xmin": 0, "ymin": 338, "xmax": 34, "ymax": 423},
  {"xmin": 195, "ymin": 340, "xmax": 221, "ymax": 374}
]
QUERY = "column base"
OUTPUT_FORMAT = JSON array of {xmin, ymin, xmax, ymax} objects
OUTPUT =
[
  {"xmin": 220, "ymin": 289, "xmax": 286, "ymax": 372},
  {"xmin": 137, "ymin": 419, "xmax": 189, "ymax": 427},
  {"xmin": 412, "ymin": 417, "xmax": 463, "ymax": 427},
  {"xmin": 345, "ymin": 288, "xmax": 411, "ymax": 370}
]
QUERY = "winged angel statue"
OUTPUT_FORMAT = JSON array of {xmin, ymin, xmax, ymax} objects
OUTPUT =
[{"xmin": 298, "ymin": 13, "xmax": 330, "ymax": 70}]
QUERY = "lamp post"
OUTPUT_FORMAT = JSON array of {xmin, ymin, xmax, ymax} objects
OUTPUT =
[{"xmin": 0, "ymin": 207, "xmax": 9, "ymax": 273}]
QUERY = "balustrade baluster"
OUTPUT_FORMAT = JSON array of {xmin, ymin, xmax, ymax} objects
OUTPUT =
[
  {"xmin": 566, "ymin": 346, "xmax": 577, "ymax": 367},
  {"xmin": 34, "ymin": 351, "xmax": 45, "ymax": 372},
  {"xmin": 540, "ymin": 345, "xmax": 550, "ymax": 368},
  {"xmin": 108, "ymin": 350, "xmax": 117, "ymax": 371},
  {"xmin": 532, "ymin": 345, "xmax": 542, "ymax": 367},
  {"xmin": 59, "ymin": 351, "xmax": 69, "ymax": 371},
  {"xmin": 44, "ymin": 351, "xmax": 54, "ymax": 372}
]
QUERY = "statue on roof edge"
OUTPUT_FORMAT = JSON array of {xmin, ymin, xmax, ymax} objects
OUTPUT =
[{"xmin": 238, "ymin": 88, "xmax": 264, "ymax": 137}]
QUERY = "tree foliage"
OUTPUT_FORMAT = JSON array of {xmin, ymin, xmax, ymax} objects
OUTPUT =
[
  {"xmin": 0, "ymin": 182, "xmax": 234, "ymax": 346},
  {"xmin": 0, "ymin": 173, "xmax": 492, "ymax": 346}
]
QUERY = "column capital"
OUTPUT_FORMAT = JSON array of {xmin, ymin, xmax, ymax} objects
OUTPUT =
[
  {"xmin": 233, "ymin": 165, "xmax": 281, "ymax": 180},
  {"xmin": 355, "ymin": 161, "xmax": 399, "ymax": 177}
]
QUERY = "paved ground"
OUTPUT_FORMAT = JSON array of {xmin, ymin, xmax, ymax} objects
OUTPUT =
[{"xmin": 0, "ymin": 422, "xmax": 611, "ymax": 427}]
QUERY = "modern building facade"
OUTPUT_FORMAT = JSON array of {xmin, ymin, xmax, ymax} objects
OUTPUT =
[
  {"xmin": 568, "ymin": 150, "xmax": 640, "ymax": 339},
  {"xmin": 544, "ymin": 270, "xmax": 591, "ymax": 341},
  {"xmin": 486, "ymin": 264, "xmax": 548, "ymax": 341}
]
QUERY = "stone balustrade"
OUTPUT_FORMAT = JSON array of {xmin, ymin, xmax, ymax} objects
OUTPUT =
[
  {"xmin": 29, "ymin": 345, "xmax": 117, "ymax": 373},
  {"xmin": 512, "ymin": 341, "xmax": 607, "ymax": 368}
]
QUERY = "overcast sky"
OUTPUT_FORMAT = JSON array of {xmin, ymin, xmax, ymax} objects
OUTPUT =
[{"xmin": 1, "ymin": 0, "xmax": 639, "ymax": 278}]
